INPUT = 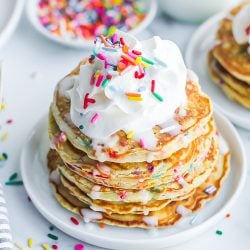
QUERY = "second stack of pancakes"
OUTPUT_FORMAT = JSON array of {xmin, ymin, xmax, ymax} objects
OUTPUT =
[{"xmin": 208, "ymin": 2, "xmax": 250, "ymax": 109}]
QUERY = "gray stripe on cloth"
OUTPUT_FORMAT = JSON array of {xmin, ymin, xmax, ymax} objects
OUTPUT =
[
  {"xmin": 0, "ymin": 220, "xmax": 8, "ymax": 225},
  {"xmin": 0, "ymin": 230, "xmax": 10, "ymax": 235},
  {"xmin": 0, "ymin": 238, "xmax": 11, "ymax": 244}
]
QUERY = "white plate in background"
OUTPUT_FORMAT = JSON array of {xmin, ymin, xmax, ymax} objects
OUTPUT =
[
  {"xmin": 20, "ymin": 109, "xmax": 247, "ymax": 250},
  {"xmin": 185, "ymin": 13, "xmax": 250, "ymax": 130},
  {"xmin": 0, "ymin": 0, "xmax": 24, "ymax": 49},
  {"xmin": 26, "ymin": 0, "xmax": 157, "ymax": 49}
]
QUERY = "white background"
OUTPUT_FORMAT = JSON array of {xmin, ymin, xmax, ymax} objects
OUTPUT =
[{"xmin": 0, "ymin": 10, "xmax": 250, "ymax": 250}]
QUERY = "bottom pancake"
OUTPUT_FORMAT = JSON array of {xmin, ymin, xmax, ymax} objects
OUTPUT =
[
  {"xmin": 208, "ymin": 51, "xmax": 250, "ymax": 109},
  {"xmin": 48, "ymin": 152, "xmax": 230, "ymax": 228}
]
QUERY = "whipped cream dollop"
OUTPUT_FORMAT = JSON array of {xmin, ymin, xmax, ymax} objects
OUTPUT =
[
  {"xmin": 66, "ymin": 31, "xmax": 187, "ymax": 149},
  {"xmin": 232, "ymin": 4, "xmax": 250, "ymax": 54}
]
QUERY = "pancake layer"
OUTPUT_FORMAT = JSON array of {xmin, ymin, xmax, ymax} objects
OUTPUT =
[{"xmin": 208, "ymin": 3, "xmax": 250, "ymax": 108}]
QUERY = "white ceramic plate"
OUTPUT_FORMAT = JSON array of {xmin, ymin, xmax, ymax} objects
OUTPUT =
[
  {"xmin": 185, "ymin": 13, "xmax": 250, "ymax": 130},
  {"xmin": 20, "ymin": 110, "xmax": 246, "ymax": 250},
  {"xmin": 26, "ymin": 0, "xmax": 157, "ymax": 49},
  {"xmin": 0, "ymin": 0, "xmax": 24, "ymax": 49}
]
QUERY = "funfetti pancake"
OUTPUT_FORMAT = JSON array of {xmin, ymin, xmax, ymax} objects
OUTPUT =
[
  {"xmin": 211, "ymin": 2, "xmax": 250, "ymax": 84},
  {"xmin": 208, "ymin": 51, "xmax": 250, "ymax": 109}
]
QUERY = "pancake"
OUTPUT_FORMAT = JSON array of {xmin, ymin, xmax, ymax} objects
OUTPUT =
[
  {"xmin": 60, "ymin": 175, "xmax": 194, "ymax": 215},
  {"xmin": 208, "ymin": 51, "xmax": 250, "ymax": 97},
  {"xmin": 212, "ymin": 3, "xmax": 250, "ymax": 84},
  {"xmin": 49, "ymin": 108, "xmax": 216, "ymax": 189},
  {"xmin": 46, "ymin": 31, "xmax": 230, "ymax": 229},
  {"xmin": 47, "ymin": 151, "xmax": 196, "ymax": 215},
  {"xmin": 49, "ymin": 152, "xmax": 230, "ymax": 228},
  {"xmin": 47, "ymin": 137, "xmax": 219, "ymax": 203},
  {"xmin": 208, "ymin": 51, "xmax": 250, "ymax": 109},
  {"xmin": 51, "ymin": 70, "xmax": 213, "ymax": 163}
]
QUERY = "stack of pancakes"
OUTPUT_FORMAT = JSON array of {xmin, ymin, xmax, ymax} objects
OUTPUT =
[
  {"xmin": 208, "ymin": 3, "xmax": 250, "ymax": 109},
  {"xmin": 47, "ymin": 60, "xmax": 230, "ymax": 228}
]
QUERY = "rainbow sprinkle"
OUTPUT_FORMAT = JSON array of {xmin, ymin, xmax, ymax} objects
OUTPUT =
[
  {"xmin": 99, "ymin": 223, "xmax": 105, "ymax": 229},
  {"xmin": 14, "ymin": 242, "xmax": 25, "ymax": 250},
  {"xmin": 1, "ymin": 132, "xmax": 8, "ymax": 141},
  {"xmin": 0, "ymin": 152, "xmax": 8, "ymax": 161},
  {"xmin": 96, "ymin": 74, "xmax": 104, "ymax": 87},
  {"xmin": 42, "ymin": 243, "xmax": 51, "ymax": 250},
  {"xmin": 101, "ymin": 78, "xmax": 110, "ymax": 87},
  {"xmin": 151, "ymin": 80, "xmax": 155, "ymax": 92},
  {"xmin": 0, "ymin": 104, "xmax": 6, "ymax": 110},
  {"xmin": 6, "ymin": 118, "xmax": 13, "ymax": 124},
  {"xmin": 28, "ymin": 237, "xmax": 33, "ymax": 248},
  {"xmin": 141, "ymin": 56, "xmax": 154, "ymax": 65},
  {"xmin": 125, "ymin": 92, "xmax": 143, "ymax": 101},
  {"xmin": 75, "ymin": 243, "xmax": 85, "ymax": 250},
  {"xmin": 58, "ymin": 132, "xmax": 67, "ymax": 142},
  {"xmin": 9, "ymin": 172, "xmax": 18, "ymax": 181},
  {"xmin": 139, "ymin": 139, "xmax": 145, "ymax": 148},
  {"xmin": 47, "ymin": 233, "xmax": 58, "ymax": 241},
  {"xmin": 83, "ymin": 93, "xmax": 96, "ymax": 109},
  {"xmin": 91, "ymin": 113, "xmax": 99, "ymax": 124},
  {"xmin": 152, "ymin": 92, "xmax": 164, "ymax": 102},
  {"xmin": 70, "ymin": 216, "xmax": 80, "ymax": 225},
  {"xmin": 5, "ymin": 180, "xmax": 23, "ymax": 186},
  {"xmin": 126, "ymin": 130, "xmax": 135, "ymax": 139},
  {"xmin": 216, "ymin": 230, "xmax": 223, "ymax": 235}
]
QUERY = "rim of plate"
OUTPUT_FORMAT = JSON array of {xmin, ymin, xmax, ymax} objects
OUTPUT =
[
  {"xmin": 20, "ymin": 109, "xmax": 247, "ymax": 248},
  {"xmin": 0, "ymin": 0, "xmax": 25, "ymax": 49},
  {"xmin": 185, "ymin": 12, "xmax": 250, "ymax": 130},
  {"xmin": 26, "ymin": 0, "xmax": 158, "ymax": 49}
]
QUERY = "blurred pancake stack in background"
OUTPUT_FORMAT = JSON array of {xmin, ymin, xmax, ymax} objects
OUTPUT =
[{"xmin": 208, "ymin": 2, "xmax": 250, "ymax": 109}]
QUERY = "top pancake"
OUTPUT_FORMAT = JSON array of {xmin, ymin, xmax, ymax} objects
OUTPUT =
[
  {"xmin": 51, "ymin": 60, "xmax": 212, "ymax": 163},
  {"xmin": 212, "ymin": 3, "xmax": 250, "ymax": 83}
]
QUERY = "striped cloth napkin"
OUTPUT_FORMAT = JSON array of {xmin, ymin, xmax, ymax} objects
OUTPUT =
[{"xmin": 0, "ymin": 183, "xmax": 12, "ymax": 250}]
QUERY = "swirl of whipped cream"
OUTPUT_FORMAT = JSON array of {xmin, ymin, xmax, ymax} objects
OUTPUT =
[
  {"xmin": 66, "ymin": 31, "xmax": 187, "ymax": 149},
  {"xmin": 232, "ymin": 4, "xmax": 250, "ymax": 54}
]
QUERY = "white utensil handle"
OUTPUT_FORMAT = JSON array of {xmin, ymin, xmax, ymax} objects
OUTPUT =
[{"xmin": 0, "ymin": 184, "xmax": 12, "ymax": 250}]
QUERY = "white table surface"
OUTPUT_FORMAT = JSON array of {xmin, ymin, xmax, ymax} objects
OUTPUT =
[{"xmin": 0, "ymin": 10, "xmax": 250, "ymax": 250}]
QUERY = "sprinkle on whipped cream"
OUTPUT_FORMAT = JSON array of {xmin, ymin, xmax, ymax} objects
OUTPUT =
[
  {"xmin": 66, "ymin": 30, "xmax": 187, "ymax": 151},
  {"xmin": 232, "ymin": 4, "xmax": 250, "ymax": 55}
]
